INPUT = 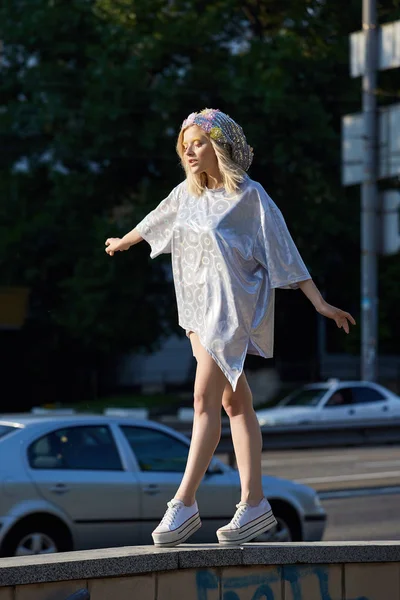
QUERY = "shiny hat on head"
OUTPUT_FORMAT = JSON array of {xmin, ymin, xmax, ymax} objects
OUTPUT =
[{"xmin": 181, "ymin": 108, "xmax": 254, "ymax": 172}]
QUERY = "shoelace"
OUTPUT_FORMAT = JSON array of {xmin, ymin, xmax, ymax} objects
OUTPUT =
[
  {"xmin": 231, "ymin": 502, "xmax": 249, "ymax": 528},
  {"xmin": 160, "ymin": 501, "xmax": 181, "ymax": 527}
]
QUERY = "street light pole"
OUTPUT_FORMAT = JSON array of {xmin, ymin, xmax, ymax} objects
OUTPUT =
[{"xmin": 361, "ymin": 0, "xmax": 378, "ymax": 381}]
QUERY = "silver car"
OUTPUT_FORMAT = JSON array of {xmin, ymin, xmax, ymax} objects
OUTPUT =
[
  {"xmin": 0, "ymin": 415, "xmax": 326, "ymax": 556},
  {"xmin": 256, "ymin": 379, "xmax": 400, "ymax": 426}
]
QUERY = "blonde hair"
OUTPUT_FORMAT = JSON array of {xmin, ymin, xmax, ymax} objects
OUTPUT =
[{"xmin": 176, "ymin": 128, "xmax": 247, "ymax": 197}]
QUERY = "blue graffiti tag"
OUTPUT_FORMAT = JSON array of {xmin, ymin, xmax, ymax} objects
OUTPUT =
[{"xmin": 196, "ymin": 566, "xmax": 370, "ymax": 600}]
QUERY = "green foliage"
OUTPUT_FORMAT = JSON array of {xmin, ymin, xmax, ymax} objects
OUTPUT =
[{"xmin": 0, "ymin": 0, "xmax": 399, "ymax": 402}]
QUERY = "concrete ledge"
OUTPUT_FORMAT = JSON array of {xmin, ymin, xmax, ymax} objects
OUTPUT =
[{"xmin": 1, "ymin": 542, "xmax": 400, "ymax": 588}]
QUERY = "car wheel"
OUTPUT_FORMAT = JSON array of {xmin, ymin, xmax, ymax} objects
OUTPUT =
[
  {"xmin": 255, "ymin": 500, "xmax": 302, "ymax": 543},
  {"xmin": 1, "ymin": 516, "xmax": 73, "ymax": 557},
  {"xmin": 256, "ymin": 514, "xmax": 293, "ymax": 543}
]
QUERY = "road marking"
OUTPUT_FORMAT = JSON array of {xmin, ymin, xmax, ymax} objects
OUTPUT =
[
  {"xmin": 363, "ymin": 460, "xmax": 400, "ymax": 468},
  {"xmin": 296, "ymin": 470, "xmax": 400, "ymax": 484},
  {"xmin": 319, "ymin": 486, "xmax": 400, "ymax": 500},
  {"xmin": 262, "ymin": 454, "xmax": 362, "ymax": 466}
]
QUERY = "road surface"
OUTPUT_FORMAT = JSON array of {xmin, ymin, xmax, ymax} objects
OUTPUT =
[
  {"xmin": 260, "ymin": 446, "xmax": 400, "ymax": 491},
  {"xmin": 322, "ymin": 491, "xmax": 400, "ymax": 540},
  {"xmin": 263, "ymin": 446, "xmax": 400, "ymax": 540}
]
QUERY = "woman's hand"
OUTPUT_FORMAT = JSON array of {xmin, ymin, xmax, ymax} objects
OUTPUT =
[
  {"xmin": 317, "ymin": 301, "xmax": 356, "ymax": 334},
  {"xmin": 105, "ymin": 237, "xmax": 131, "ymax": 256}
]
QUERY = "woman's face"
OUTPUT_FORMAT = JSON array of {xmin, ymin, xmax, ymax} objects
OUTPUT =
[{"xmin": 182, "ymin": 125, "xmax": 219, "ymax": 176}]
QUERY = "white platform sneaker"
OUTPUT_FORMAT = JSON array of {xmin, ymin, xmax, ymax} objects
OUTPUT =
[
  {"xmin": 216, "ymin": 497, "xmax": 277, "ymax": 545},
  {"xmin": 152, "ymin": 499, "xmax": 201, "ymax": 547}
]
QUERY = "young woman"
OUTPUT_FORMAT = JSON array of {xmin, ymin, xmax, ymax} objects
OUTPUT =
[{"xmin": 105, "ymin": 108, "xmax": 355, "ymax": 547}]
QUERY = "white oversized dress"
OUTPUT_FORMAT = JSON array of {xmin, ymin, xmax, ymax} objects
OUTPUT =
[{"xmin": 135, "ymin": 176, "xmax": 311, "ymax": 391}]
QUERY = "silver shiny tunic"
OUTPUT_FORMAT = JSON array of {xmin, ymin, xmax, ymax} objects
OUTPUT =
[{"xmin": 135, "ymin": 177, "xmax": 310, "ymax": 391}]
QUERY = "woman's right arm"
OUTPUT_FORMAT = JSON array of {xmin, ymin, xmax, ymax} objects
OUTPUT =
[
  {"xmin": 121, "ymin": 227, "xmax": 143, "ymax": 248},
  {"xmin": 105, "ymin": 227, "xmax": 143, "ymax": 256},
  {"xmin": 106, "ymin": 182, "xmax": 183, "ymax": 258}
]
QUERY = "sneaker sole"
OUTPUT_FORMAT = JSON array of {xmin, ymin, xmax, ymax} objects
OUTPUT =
[
  {"xmin": 217, "ymin": 510, "xmax": 277, "ymax": 545},
  {"xmin": 152, "ymin": 512, "xmax": 201, "ymax": 547}
]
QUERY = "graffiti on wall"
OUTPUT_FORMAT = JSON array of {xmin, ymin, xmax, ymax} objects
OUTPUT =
[{"xmin": 196, "ymin": 566, "xmax": 369, "ymax": 600}]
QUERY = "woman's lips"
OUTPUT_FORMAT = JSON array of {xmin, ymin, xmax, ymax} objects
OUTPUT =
[{"xmin": 188, "ymin": 159, "xmax": 198, "ymax": 166}]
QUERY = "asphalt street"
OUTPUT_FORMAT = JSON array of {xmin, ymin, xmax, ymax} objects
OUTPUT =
[
  {"xmin": 260, "ymin": 446, "xmax": 400, "ymax": 491},
  {"xmin": 262, "ymin": 446, "xmax": 400, "ymax": 541},
  {"xmin": 321, "ymin": 491, "xmax": 400, "ymax": 541}
]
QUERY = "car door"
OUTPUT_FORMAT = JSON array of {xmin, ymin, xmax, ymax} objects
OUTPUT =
[
  {"xmin": 25, "ymin": 424, "xmax": 142, "ymax": 549},
  {"xmin": 321, "ymin": 387, "xmax": 357, "ymax": 421},
  {"xmin": 119, "ymin": 425, "xmax": 238, "ymax": 544},
  {"xmin": 351, "ymin": 386, "xmax": 390, "ymax": 420}
]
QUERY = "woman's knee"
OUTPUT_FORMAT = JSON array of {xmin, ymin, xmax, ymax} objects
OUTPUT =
[
  {"xmin": 223, "ymin": 396, "xmax": 245, "ymax": 418},
  {"xmin": 222, "ymin": 386, "xmax": 253, "ymax": 418},
  {"xmin": 193, "ymin": 390, "xmax": 221, "ymax": 415}
]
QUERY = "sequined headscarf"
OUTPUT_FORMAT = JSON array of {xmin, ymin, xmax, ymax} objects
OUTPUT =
[{"xmin": 181, "ymin": 108, "xmax": 254, "ymax": 172}]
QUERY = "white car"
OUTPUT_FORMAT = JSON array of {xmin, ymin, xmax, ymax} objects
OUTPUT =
[
  {"xmin": 256, "ymin": 380, "xmax": 400, "ymax": 427},
  {"xmin": 0, "ymin": 414, "xmax": 326, "ymax": 556}
]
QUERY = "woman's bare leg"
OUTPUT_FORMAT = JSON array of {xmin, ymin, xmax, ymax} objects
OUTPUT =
[
  {"xmin": 174, "ymin": 332, "xmax": 228, "ymax": 506},
  {"xmin": 222, "ymin": 373, "xmax": 264, "ymax": 505}
]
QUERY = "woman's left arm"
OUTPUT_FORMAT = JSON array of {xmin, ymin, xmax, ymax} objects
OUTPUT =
[{"xmin": 298, "ymin": 279, "xmax": 356, "ymax": 334}]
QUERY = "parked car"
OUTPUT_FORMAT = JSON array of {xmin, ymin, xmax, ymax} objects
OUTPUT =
[
  {"xmin": 0, "ymin": 414, "xmax": 326, "ymax": 556},
  {"xmin": 256, "ymin": 379, "xmax": 400, "ymax": 427}
]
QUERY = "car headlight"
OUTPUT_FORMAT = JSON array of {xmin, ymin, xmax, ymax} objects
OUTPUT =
[
  {"xmin": 313, "ymin": 493, "xmax": 323, "ymax": 510},
  {"xmin": 258, "ymin": 418, "xmax": 276, "ymax": 426}
]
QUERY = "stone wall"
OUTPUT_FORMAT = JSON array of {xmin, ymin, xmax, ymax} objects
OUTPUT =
[{"xmin": 0, "ymin": 543, "xmax": 399, "ymax": 600}]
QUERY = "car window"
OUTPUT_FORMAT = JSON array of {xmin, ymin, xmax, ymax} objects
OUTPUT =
[
  {"xmin": 0, "ymin": 425, "xmax": 19, "ymax": 439},
  {"xmin": 352, "ymin": 387, "xmax": 386, "ymax": 404},
  {"xmin": 279, "ymin": 388, "xmax": 328, "ymax": 407},
  {"xmin": 28, "ymin": 425, "xmax": 123, "ymax": 471},
  {"xmin": 325, "ymin": 387, "xmax": 354, "ymax": 407},
  {"xmin": 121, "ymin": 426, "xmax": 189, "ymax": 473}
]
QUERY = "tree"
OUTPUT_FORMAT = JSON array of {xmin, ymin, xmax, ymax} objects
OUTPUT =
[{"xmin": 0, "ymin": 0, "xmax": 184, "ymax": 403}]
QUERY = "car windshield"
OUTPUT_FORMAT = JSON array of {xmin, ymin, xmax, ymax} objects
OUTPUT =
[
  {"xmin": 0, "ymin": 425, "xmax": 18, "ymax": 439},
  {"xmin": 279, "ymin": 388, "xmax": 328, "ymax": 407}
]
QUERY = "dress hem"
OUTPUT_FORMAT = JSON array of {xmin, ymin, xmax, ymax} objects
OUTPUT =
[
  {"xmin": 182, "ymin": 324, "xmax": 274, "ymax": 391},
  {"xmin": 182, "ymin": 324, "xmax": 241, "ymax": 391}
]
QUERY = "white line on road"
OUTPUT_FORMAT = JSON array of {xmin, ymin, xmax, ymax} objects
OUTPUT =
[
  {"xmin": 363, "ymin": 460, "xmax": 400, "ymax": 468},
  {"xmin": 261, "ymin": 454, "xmax": 362, "ymax": 467},
  {"xmin": 296, "ymin": 470, "xmax": 400, "ymax": 484},
  {"xmin": 319, "ymin": 486, "xmax": 400, "ymax": 500}
]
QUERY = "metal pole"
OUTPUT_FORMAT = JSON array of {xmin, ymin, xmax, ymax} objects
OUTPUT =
[{"xmin": 361, "ymin": 0, "xmax": 378, "ymax": 381}]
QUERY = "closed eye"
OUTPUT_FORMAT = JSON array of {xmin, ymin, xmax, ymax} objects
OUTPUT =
[{"xmin": 183, "ymin": 139, "xmax": 203, "ymax": 150}]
